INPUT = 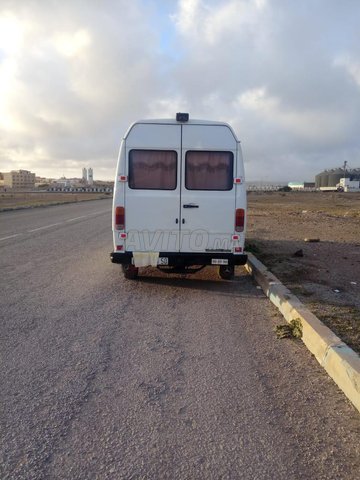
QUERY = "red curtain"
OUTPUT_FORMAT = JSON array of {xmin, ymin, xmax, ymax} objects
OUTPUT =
[
  {"xmin": 129, "ymin": 150, "xmax": 177, "ymax": 190},
  {"xmin": 186, "ymin": 151, "xmax": 233, "ymax": 190}
]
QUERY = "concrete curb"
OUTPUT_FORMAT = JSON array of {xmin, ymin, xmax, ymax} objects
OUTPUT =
[{"xmin": 245, "ymin": 252, "xmax": 360, "ymax": 414}]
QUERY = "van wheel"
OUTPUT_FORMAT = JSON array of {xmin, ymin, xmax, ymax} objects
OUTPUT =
[
  {"xmin": 219, "ymin": 265, "xmax": 234, "ymax": 280},
  {"xmin": 122, "ymin": 264, "xmax": 139, "ymax": 280}
]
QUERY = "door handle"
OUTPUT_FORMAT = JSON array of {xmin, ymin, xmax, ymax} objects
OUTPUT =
[
  {"xmin": 183, "ymin": 204, "xmax": 199, "ymax": 208},
  {"xmin": 175, "ymin": 218, "xmax": 179, "ymax": 224}
]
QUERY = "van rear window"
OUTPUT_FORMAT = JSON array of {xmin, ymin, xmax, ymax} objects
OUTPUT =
[
  {"xmin": 185, "ymin": 151, "xmax": 233, "ymax": 191},
  {"xmin": 128, "ymin": 150, "xmax": 177, "ymax": 190}
]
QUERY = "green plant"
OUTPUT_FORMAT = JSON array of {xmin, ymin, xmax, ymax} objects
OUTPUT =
[{"xmin": 275, "ymin": 318, "xmax": 303, "ymax": 339}]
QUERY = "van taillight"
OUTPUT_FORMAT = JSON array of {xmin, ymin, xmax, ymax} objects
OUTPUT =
[
  {"xmin": 115, "ymin": 206, "xmax": 125, "ymax": 230},
  {"xmin": 235, "ymin": 208, "xmax": 245, "ymax": 232}
]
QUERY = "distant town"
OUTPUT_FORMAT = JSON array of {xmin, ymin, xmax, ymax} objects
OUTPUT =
[
  {"xmin": 0, "ymin": 165, "xmax": 359, "ymax": 193},
  {"xmin": 0, "ymin": 168, "xmax": 113, "ymax": 193}
]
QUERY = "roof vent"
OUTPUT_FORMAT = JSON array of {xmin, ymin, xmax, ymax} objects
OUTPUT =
[{"xmin": 176, "ymin": 112, "xmax": 189, "ymax": 122}]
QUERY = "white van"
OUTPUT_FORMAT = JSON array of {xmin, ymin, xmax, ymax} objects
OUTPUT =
[{"xmin": 111, "ymin": 113, "xmax": 247, "ymax": 279}]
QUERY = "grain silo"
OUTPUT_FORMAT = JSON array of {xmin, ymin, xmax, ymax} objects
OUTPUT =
[
  {"xmin": 320, "ymin": 170, "xmax": 329, "ymax": 187},
  {"xmin": 328, "ymin": 168, "xmax": 345, "ymax": 187},
  {"xmin": 315, "ymin": 166, "xmax": 360, "ymax": 188},
  {"xmin": 315, "ymin": 172, "xmax": 322, "ymax": 188},
  {"xmin": 350, "ymin": 168, "xmax": 360, "ymax": 181}
]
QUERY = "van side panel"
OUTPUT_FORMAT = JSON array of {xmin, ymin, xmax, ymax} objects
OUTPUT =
[
  {"xmin": 235, "ymin": 145, "xmax": 247, "ymax": 252},
  {"xmin": 112, "ymin": 139, "xmax": 126, "ymax": 251}
]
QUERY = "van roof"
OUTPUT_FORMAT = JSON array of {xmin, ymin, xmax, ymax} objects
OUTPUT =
[
  {"xmin": 135, "ymin": 118, "xmax": 229, "ymax": 125},
  {"xmin": 124, "ymin": 119, "xmax": 240, "ymax": 142}
]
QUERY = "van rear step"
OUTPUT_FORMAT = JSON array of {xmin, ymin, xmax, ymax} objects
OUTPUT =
[{"xmin": 110, "ymin": 252, "xmax": 247, "ymax": 267}]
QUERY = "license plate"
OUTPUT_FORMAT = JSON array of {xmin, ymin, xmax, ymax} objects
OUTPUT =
[
  {"xmin": 158, "ymin": 257, "xmax": 169, "ymax": 265},
  {"xmin": 211, "ymin": 258, "xmax": 228, "ymax": 265}
]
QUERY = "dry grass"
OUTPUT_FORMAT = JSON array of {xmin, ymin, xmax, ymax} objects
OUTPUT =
[
  {"xmin": 247, "ymin": 191, "xmax": 360, "ymax": 354},
  {"xmin": 248, "ymin": 191, "xmax": 360, "ymax": 218},
  {"xmin": 0, "ymin": 192, "xmax": 112, "ymax": 210},
  {"xmin": 311, "ymin": 305, "xmax": 360, "ymax": 353}
]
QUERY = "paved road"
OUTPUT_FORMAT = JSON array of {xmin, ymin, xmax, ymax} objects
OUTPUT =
[{"xmin": 1, "ymin": 199, "xmax": 359, "ymax": 480}]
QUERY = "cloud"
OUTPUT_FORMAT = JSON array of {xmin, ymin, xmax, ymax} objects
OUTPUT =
[
  {"xmin": 236, "ymin": 87, "xmax": 348, "ymax": 142},
  {"xmin": 0, "ymin": 12, "xmax": 24, "ymax": 55},
  {"xmin": 0, "ymin": 0, "xmax": 360, "ymax": 181},
  {"xmin": 334, "ymin": 55, "xmax": 360, "ymax": 88},
  {"xmin": 53, "ymin": 29, "xmax": 91, "ymax": 58},
  {"xmin": 0, "ymin": 0, "xmax": 170, "ymax": 177},
  {"xmin": 170, "ymin": 0, "xmax": 360, "ymax": 180},
  {"xmin": 172, "ymin": 0, "xmax": 268, "ymax": 44}
]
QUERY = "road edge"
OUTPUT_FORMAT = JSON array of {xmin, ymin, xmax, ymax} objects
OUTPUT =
[
  {"xmin": 0, "ymin": 196, "xmax": 112, "ymax": 213},
  {"xmin": 245, "ymin": 252, "xmax": 360, "ymax": 414}
]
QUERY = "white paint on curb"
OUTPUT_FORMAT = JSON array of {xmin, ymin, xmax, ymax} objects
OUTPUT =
[{"xmin": 245, "ymin": 252, "xmax": 360, "ymax": 414}]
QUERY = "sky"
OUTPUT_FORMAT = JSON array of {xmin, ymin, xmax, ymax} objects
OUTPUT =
[{"xmin": 0, "ymin": 0, "xmax": 360, "ymax": 182}]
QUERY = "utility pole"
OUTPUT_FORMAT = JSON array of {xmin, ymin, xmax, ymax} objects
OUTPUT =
[{"xmin": 341, "ymin": 160, "xmax": 348, "ymax": 191}]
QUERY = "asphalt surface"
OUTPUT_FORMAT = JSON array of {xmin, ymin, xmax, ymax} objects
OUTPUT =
[{"xmin": 1, "ymin": 199, "xmax": 360, "ymax": 480}]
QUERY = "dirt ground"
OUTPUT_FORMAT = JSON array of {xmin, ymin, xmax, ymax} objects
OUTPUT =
[
  {"xmin": 0, "ymin": 192, "xmax": 112, "ymax": 210},
  {"xmin": 246, "ymin": 191, "xmax": 360, "ymax": 354}
]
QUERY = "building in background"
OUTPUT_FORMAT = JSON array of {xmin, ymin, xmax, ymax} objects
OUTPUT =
[
  {"xmin": 87, "ymin": 167, "xmax": 93, "ymax": 185},
  {"xmin": 35, "ymin": 176, "xmax": 54, "ymax": 188},
  {"xmin": 288, "ymin": 182, "xmax": 304, "ymax": 190},
  {"xmin": 288, "ymin": 182, "xmax": 315, "ymax": 190},
  {"xmin": 55, "ymin": 177, "xmax": 72, "ymax": 188},
  {"xmin": 315, "ymin": 167, "xmax": 360, "ymax": 190},
  {"xmin": 3, "ymin": 170, "xmax": 36, "ymax": 189},
  {"xmin": 338, "ymin": 177, "xmax": 360, "ymax": 192},
  {"xmin": 81, "ymin": 167, "xmax": 94, "ymax": 185}
]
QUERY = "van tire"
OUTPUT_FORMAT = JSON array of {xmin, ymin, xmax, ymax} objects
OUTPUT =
[
  {"xmin": 219, "ymin": 265, "xmax": 234, "ymax": 280},
  {"xmin": 122, "ymin": 264, "xmax": 139, "ymax": 280}
]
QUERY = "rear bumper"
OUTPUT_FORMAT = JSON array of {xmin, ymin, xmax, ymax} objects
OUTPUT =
[{"xmin": 110, "ymin": 251, "xmax": 247, "ymax": 266}]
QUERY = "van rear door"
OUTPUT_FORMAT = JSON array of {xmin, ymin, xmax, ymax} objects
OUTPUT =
[
  {"xmin": 125, "ymin": 124, "xmax": 181, "ymax": 252},
  {"xmin": 180, "ymin": 124, "xmax": 237, "ymax": 253}
]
